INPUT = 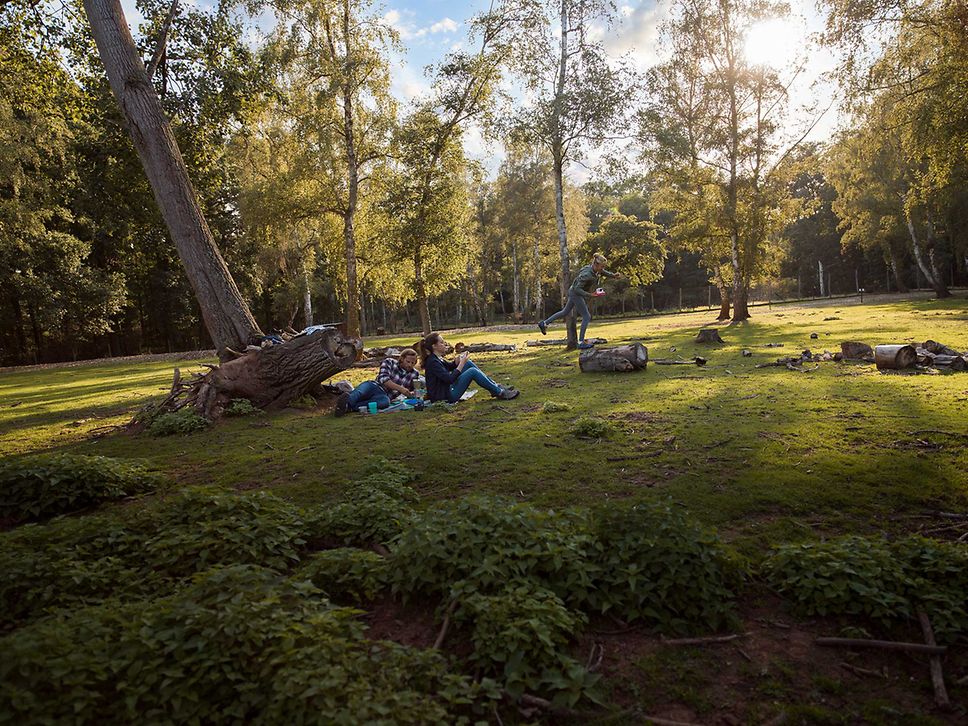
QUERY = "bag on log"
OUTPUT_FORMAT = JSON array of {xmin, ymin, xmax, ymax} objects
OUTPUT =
[
  {"xmin": 874, "ymin": 344, "xmax": 918, "ymax": 370},
  {"xmin": 840, "ymin": 341, "xmax": 873, "ymax": 360},
  {"xmin": 579, "ymin": 343, "xmax": 648, "ymax": 372},
  {"xmin": 695, "ymin": 328, "xmax": 724, "ymax": 344}
]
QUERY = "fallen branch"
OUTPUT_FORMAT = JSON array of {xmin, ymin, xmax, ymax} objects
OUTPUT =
[
  {"xmin": 917, "ymin": 609, "xmax": 951, "ymax": 709},
  {"xmin": 661, "ymin": 633, "xmax": 746, "ymax": 646},
  {"xmin": 433, "ymin": 599, "xmax": 458, "ymax": 650},
  {"xmin": 526, "ymin": 337, "xmax": 607, "ymax": 347},
  {"xmin": 652, "ymin": 357, "xmax": 707, "ymax": 366},
  {"xmin": 839, "ymin": 661, "xmax": 886, "ymax": 679},
  {"xmin": 585, "ymin": 642, "xmax": 604, "ymax": 672},
  {"xmin": 815, "ymin": 637, "xmax": 946, "ymax": 655}
]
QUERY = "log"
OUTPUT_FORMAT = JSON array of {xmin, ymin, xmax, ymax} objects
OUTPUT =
[
  {"xmin": 526, "ymin": 337, "xmax": 607, "ymax": 347},
  {"xmin": 917, "ymin": 609, "xmax": 950, "ymax": 709},
  {"xmin": 840, "ymin": 341, "xmax": 873, "ymax": 360},
  {"xmin": 454, "ymin": 342, "xmax": 516, "ymax": 353},
  {"xmin": 136, "ymin": 327, "xmax": 361, "ymax": 423},
  {"xmin": 931, "ymin": 355, "xmax": 968, "ymax": 371},
  {"xmin": 695, "ymin": 328, "xmax": 724, "ymax": 344},
  {"xmin": 362, "ymin": 346, "xmax": 402, "ymax": 359},
  {"xmin": 923, "ymin": 340, "xmax": 962, "ymax": 357},
  {"xmin": 652, "ymin": 357, "xmax": 707, "ymax": 366},
  {"xmin": 579, "ymin": 343, "xmax": 648, "ymax": 373},
  {"xmin": 815, "ymin": 637, "xmax": 946, "ymax": 655},
  {"xmin": 874, "ymin": 344, "xmax": 918, "ymax": 370}
]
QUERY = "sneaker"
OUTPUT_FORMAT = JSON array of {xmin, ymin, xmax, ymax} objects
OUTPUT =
[
  {"xmin": 538, "ymin": 320, "xmax": 547, "ymax": 336},
  {"xmin": 494, "ymin": 387, "xmax": 520, "ymax": 400},
  {"xmin": 577, "ymin": 341, "xmax": 595, "ymax": 350},
  {"xmin": 334, "ymin": 392, "xmax": 350, "ymax": 417}
]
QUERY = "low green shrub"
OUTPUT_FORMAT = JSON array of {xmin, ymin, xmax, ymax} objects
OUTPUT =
[
  {"xmin": 147, "ymin": 408, "xmax": 209, "ymax": 436},
  {"xmin": 571, "ymin": 416, "xmax": 614, "ymax": 439},
  {"xmin": 0, "ymin": 454, "xmax": 161, "ymax": 524},
  {"xmin": 390, "ymin": 495, "xmax": 597, "ymax": 606},
  {"xmin": 587, "ymin": 502, "xmax": 740, "ymax": 634},
  {"xmin": 763, "ymin": 535, "xmax": 968, "ymax": 641},
  {"xmin": 541, "ymin": 401, "xmax": 571, "ymax": 413},
  {"xmin": 223, "ymin": 399, "xmax": 263, "ymax": 416},
  {"xmin": 296, "ymin": 548, "xmax": 389, "ymax": 603},
  {"xmin": 455, "ymin": 581, "xmax": 594, "ymax": 705},
  {"xmin": 306, "ymin": 489, "xmax": 415, "ymax": 547},
  {"xmin": 0, "ymin": 565, "xmax": 494, "ymax": 724},
  {"xmin": 0, "ymin": 488, "xmax": 307, "ymax": 627}
]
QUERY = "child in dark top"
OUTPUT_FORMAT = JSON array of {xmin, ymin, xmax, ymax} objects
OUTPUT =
[
  {"xmin": 538, "ymin": 253, "xmax": 622, "ymax": 348},
  {"xmin": 418, "ymin": 333, "xmax": 519, "ymax": 403},
  {"xmin": 334, "ymin": 348, "xmax": 420, "ymax": 416}
]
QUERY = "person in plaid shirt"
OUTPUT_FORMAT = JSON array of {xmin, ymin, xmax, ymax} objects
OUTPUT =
[{"xmin": 334, "ymin": 349, "xmax": 420, "ymax": 416}]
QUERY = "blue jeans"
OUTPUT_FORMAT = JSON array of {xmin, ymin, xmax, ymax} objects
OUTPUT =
[
  {"xmin": 347, "ymin": 380, "xmax": 391, "ymax": 411},
  {"xmin": 543, "ymin": 291, "xmax": 591, "ymax": 341},
  {"xmin": 448, "ymin": 360, "xmax": 502, "ymax": 402}
]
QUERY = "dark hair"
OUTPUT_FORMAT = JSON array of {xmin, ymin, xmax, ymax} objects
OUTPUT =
[{"xmin": 418, "ymin": 332, "xmax": 442, "ymax": 369}]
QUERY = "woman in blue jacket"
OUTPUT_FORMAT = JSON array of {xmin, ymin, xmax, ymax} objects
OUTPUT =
[{"xmin": 418, "ymin": 333, "xmax": 519, "ymax": 403}]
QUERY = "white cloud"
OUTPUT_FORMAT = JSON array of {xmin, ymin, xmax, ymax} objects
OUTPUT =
[
  {"xmin": 389, "ymin": 55, "xmax": 431, "ymax": 102},
  {"xmin": 429, "ymin": 17, "xmax": 459, "ymax": 34},
  {"xmin": 605, "ymin": 0, "xmax": 672, "ymax": 69}
]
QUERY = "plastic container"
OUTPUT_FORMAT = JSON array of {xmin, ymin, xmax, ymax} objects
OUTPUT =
[{"xmin": 367, "ymin": 401, "xmax": 378, "ymax": 414}]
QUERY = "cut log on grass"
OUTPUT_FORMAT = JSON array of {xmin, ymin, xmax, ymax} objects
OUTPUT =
[
  {"xmin": 816, "ymin": 637, "xmax": 946, "ymax": 655},
  {"xmin": 454, "ymin": 342, "xmax": 516, "ymax": 353},
  {"xmin": 874, "ymin": 344, "xmax": 918, "ymax": 370},
  {"xmin": 137, "ymin": 328, "xmax": 361, "ymax": 423},
  {"xmin": 840, "ymin": 341, "xmax": 873, "ymax": 360},
  {"xmin": 931, "ymin": 354, "xmax": 968, "ymax": 371},
  {"xmin": 579, "ymin": 343, "xmax": 648, "ymax": 373},
  {"xmin": 526, "ymin": 337, "xmax": 607, "ymax": 347},
  {"xmin": 695, "ymin": 328, "xmax": 724, "ymax": 344},
  {"xmin": 923, "ymin": 340, "xmax": 963, "ymax": 357}
]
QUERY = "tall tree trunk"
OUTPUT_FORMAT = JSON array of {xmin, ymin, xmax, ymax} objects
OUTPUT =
[
  {"xmin": 889, "ymin": 252, "xmax": 909, "ymax": 292},
  {"xmin": 716, "ymin": 280, "xmax": 730, "ymax": 321},
  {"xmin": 925, "ymin": 223, "xmax": 951, "ymax": 298},
  {"xmin": 303, "ymin": 264, "xmax": 313, "ymax": 328},
  {"xmin": 553, "ymin": 0, "xmax": 577, "ymax": 348},
  {"xmin": 533, "ymin": 235, "xmax": 543, "ymax": 321},
  {"xmin": 9, "ymin": 296, "xmax": 27, "ymax": 363},
  {"xmin": 339, "ymin": 0, "xmax": 361, "ymax": 338},
  {"xmin": 726, "ymin": 67, "xmax": 748, "ymax": 322},
  {"xmin": 83, "ymin": 0, "xmax": 260, "ymax": 359},
  {"xmin": 465, "ymin": 260, "xmax": 486, "ymax": 327},
  {"xmin": 904, "ymin": 212, "xmax": 949, "ymax": 297},
  {"xmin": 414, "ymin": 248, "xmax": 432, "ymax": 334},
  {"xmin": 512, "ymin": 241, "xmax": 521, "ymax": 315}
]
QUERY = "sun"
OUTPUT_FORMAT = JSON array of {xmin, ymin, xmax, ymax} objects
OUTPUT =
[{"xmin": 743, "ymin": 18, "xmax": 803, "ymax": 68}]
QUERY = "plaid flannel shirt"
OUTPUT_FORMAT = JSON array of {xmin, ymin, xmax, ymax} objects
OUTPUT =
[{"xmin": 375, "ymin": 357, "xmax": 419, "ymax": 393}]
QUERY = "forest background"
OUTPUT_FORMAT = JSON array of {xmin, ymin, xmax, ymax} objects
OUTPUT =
[{"xmin": 2, "ymin": 0, "xmax": 966, "ymax": 365}]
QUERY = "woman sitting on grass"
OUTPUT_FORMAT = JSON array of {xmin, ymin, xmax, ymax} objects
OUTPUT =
[
  {"xmin": 334, "ymin": 348, "xmax": 420, "ymax": 416},
  {"xmin": 418, "ymin": 333, "xmax": 519, "ymax": 403}
]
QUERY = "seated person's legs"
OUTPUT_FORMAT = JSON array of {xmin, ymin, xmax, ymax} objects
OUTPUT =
[
  {"xmin": 447, "ymin": 364, "xmax": 503, "ymax": 402},
  {"xmin": 347, "ymin": 380, "xmax": 391, "ymax": 410}
]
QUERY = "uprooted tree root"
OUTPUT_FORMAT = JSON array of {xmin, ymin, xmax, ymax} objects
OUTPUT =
[{"xmin": 130, "ymin": 328, "xmax": 361, "ymax": 429}]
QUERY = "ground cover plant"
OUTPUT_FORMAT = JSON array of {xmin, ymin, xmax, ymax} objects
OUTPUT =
[{"xmin": 1, "ymin": 296, "xmax": 967, "ymax": 721}]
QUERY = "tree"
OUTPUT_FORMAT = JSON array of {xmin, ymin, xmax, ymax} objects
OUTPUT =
[
  {"xmin": 82, "ymin": 0, "xmax": 260, "ymax": 357},
  {"xmin": 270, "ymin": 0, "xmax": 397, "ymax": 338},
  {"xmin": 512, "ymin": 0, "xmax": 635, "ymax": 346},
  {"xmin": 640, "ymin": 0, "xmax": 809, "ymax": 321},
  {"xmin": 581, "ymin": 214, "xmax": 665, "ymax": 287}
]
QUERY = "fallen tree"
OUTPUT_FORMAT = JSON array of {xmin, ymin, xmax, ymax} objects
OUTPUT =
[
  {"xmin": 141, "ymin": 328, "xmax": 361, "ymax": 422},
  {"xmin": 579, "ymin": 343, "xmax": 648, "ymax": 372}
]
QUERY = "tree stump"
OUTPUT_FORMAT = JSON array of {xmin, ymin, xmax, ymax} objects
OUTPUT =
[
  {"xmin": 695, "ymin": 328, "xmax": 724, "ymax": 344},
  {"xmin": 455, "ymin": 342, "xmax": 516, "ymax": 353},
  {"xmin": 141, "ymin": 328, "xmax": 361, "ymax": 423},
  {"xmin": 579, "ymin": 343, "xmax": 648, "ymax": 372},
  {"xmin": 874, "ymin": 344, "xmax": 918, "ymax": 370},
  {"xmin": 840, "ymin": 341, "xmax": 873, "ymax": 360}
]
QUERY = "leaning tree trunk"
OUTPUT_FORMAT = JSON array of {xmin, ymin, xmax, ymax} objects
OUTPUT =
[
  {"xmin": 83, "ymin": 0, "xmax": 260, "ymax": 359},
  {"xmin": 579, "ymin": 342, "xmax": 648, "ymax": 373},
  {"xmin": 150, "ymin": 328, "xmax": 362, "ymax": 422}
]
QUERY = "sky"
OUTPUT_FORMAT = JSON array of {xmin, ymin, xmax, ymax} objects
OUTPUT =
[{"xmin": 119, "ymin": 0, "xmax": 842, "ymax": 182}]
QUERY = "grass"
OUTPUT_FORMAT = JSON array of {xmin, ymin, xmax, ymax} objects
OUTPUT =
[{"xmin": 2, "ymin": 295, "xmax": 967, "ymax": 555}]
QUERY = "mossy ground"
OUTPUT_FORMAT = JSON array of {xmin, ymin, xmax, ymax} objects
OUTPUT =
[{"xmin": 2, "ymin": 293, "xmax": 967, "ymax": 721}]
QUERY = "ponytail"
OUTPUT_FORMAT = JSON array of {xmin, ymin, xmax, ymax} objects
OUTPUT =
[{"xmin": 418, "ymin": 333, "xmax": 441, "ymax": 369}]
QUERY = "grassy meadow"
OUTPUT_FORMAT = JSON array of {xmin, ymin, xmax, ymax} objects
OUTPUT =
[{"xmin": 2, "ymin": 294, "xmax": 966, "ymax": 553}]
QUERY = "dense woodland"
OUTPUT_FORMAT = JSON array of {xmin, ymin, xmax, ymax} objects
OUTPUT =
[{"xmin": 1, "ymin": 0, "xmax": 966, "ymax": 365}]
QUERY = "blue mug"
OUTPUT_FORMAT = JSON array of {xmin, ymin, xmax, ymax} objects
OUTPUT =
[{"xmin": 367, "ymin": 402, "xmax": 378, "ymax": 414}]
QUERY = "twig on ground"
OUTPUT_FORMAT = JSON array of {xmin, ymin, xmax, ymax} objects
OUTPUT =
[
  {"xmin": 433, "ymin": 599, "xmax": 458, "ymax": 650},
  {"xmin": 585, "ymin": 643, "xmax": 604, "ymax": 672},
  {"xmin": 918, "ymin": 609, "xmax": 951, "ymax": 709},
  {"xmin": 839, "ymin": 661, "xmax": 885, "ymax": 679},
  {"xmin": 661, "ymin": 633, "xmax": 746, "ymax": 646},
  {"xmin": 816, "ymin": 637, "xmax": 946, "ymax": 655}
]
